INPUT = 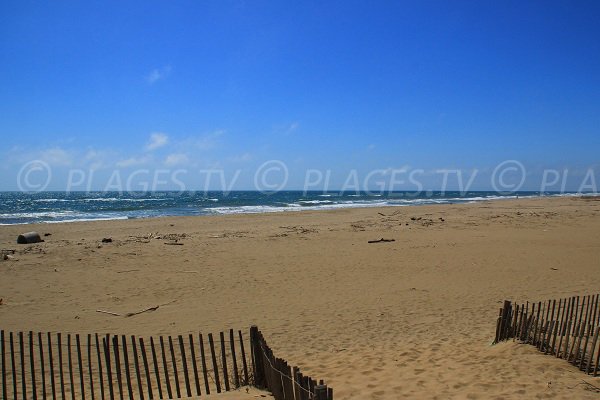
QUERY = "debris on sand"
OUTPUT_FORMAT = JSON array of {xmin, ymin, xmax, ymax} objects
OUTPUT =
[
  {"xmin": 17, "ymin": 232, "xmax": 44, "ymax": 244},
  {"xmin": 368, "ymin": 238, "xmax": 396, "ymax": 243},
  {"xmin": 101, "ymin": 238, "xmax": 113, "ymax": 243}
]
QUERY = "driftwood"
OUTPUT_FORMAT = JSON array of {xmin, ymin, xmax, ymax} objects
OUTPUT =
[
  {"xmin": 96, "ymin": 306, "xmax": 159, "ymax": 317},
  {"xmin": 368, "ymin": 238, "xmax": 395, "ymax": 243},
  {"xmin": 164, "ymin": 242, "xmax": 184, "ymax": 246},
  {"xmin": 125, "ymin": 305, "xmax": 159, "ymax": 317},
  {"xmin": 96, "ymin": 309, "xmax": 121, "ymax": 316},
  {"xmin": 567, "ymin": 380, "xmax": 600, "ymax": 392},
  {"xmin": 96, "ymin": 300, "xmax": 176, "ymax": 318}
]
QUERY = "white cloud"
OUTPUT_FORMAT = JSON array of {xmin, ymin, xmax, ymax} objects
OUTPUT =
[
  {"xmin": 39, "ymin": 147, "xmax": 72, "ymax": 166},
  {"xmin": 183, "ymin": 130, "xmax": 225, "ymax": 151},
  {"xmin": 228, "ymin": 153, "xmax": 253, "ymax": 163},
  {"xmin": 83, "ymin": 148, "xmax": 117, "ymax": 171},
  {"xmin": 116, "ymin": 156, "xmax": 151, "ymax": 168},
  {"xmin": 145, "ymin": 132, "xmax": 169, "ymax": 151},
  {"xmin": 274, "ymin": 122, "xmax": 300, "ymax": 136},
  {"xmin": 146, "ymin": 66, "xmax": 172, "ymax": 84},
  {"xmin": 164, "ymin": 153, "xmax": 189, "ymax": 166},
  {"xmin": 287, "ymin": 121, "xmax": 300, "ymax": 134}
]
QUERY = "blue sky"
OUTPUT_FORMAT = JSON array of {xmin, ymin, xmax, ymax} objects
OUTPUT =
[{"xmin": 1, "ymin": 0, "xmax": 599, "ymax": 191}]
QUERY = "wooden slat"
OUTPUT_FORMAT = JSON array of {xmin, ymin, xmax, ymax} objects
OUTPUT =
[
  {"xmin": 178, "ymin": 335, "xmax": 191, "ymax": 398},
  {"xmin": 94, "ymin": 334, "xmax": 104, "ymax": 400},
  {"xmin": 238, "ymin": 330, "xmax": 249, "ymax": 386},
  {"xmin": 86, "ymin": 335, "xmax": 94, "ymax": 400},
  {"xmin": 119, "ymin": 336, "xmax": 133, "ymax": 400},
  {"xmin": 539, "ymin": 300, "xmax": 551, "ymax": 349},
  {"xmin": 514, "ymin": 304, "xmax": 522, "ymax": 341},
  {"xmin": 187, "ymin": 334, "xmax": 201, "ymax": 397},
  {"xmin": 208, "ymin": 333, "xmax": 221, "ymax": 393},
  {"xmin": 1, "ymin": 330, "xmax": 7, "ymax": 400},
  {"xmin": 569, "ymin": 296, "xmax": 587, "ymax": 363},
  {"xmin": 594, "ymin": 327, "xmax": 600, "ymax": 376},
  {"xmin": 20, "ymin": 332, "xmax": 27, "ymax": 400},
  {"xmin": 138, "ymin": 338, "xmax": 153, "ymax": 400},
  {"xmin": 168, "ymin": 336, "xmax": 181, "ymax": 398},
  {"xmin": 532, "ymin": 302, "xmax": 541, "ymax": 346},
  {"xmin": 130, "ymin": 336, "xmax": 144, "ymax": 400},
  {"xmin": 282, "ymin": 360, "xmax": 295, "ymax": 400},
  {"xmin": 544, "ymin": 300, "xmax": 556, "ymax": 354},
  {"xmin": 583, "ymin": 323, "xmax": 598, "ymax": 373},
  {"xmin": 520, "ymin": 303, "xmax": 529, "ymax": 341},
  {"xmin": 149, "ymin": 337, "xmax": 163, "ymax": 400},
  {"xmin": 550, "ymin": 300, "xmax": 561, "ymax": 356},
  {"xmin": 229, "ymin": 330, "xmax": 240, "ymax": 388},
  {"xmin": 38, "ymin": 332, "xmax": 46, "ymax": 400},
  {"xmin": 67, "ymin": 334, "xmax": 75, "ymax": 400},
  {"xmin": 10, "ymin": 332, "xmax": 16, "ymax": 400},
  {"xmin": 198, "ymin": 334, "xmax": 210, "ymax": 395},
  {"xmin": 502, "ymin": 301, "xmax": 512, "ymax": 340},
  {"xmin": 75, "ymin": 335, "xmax": 85, "ymax": 400},
  {"xmin": 579, "ymin": 296, "xmax": 593, "ymax": 369},
  {"xmin": 293, "ymin": 368, "xmax": 301, "ymax": 400},
  {"xmin": 562, "ymin": 298, "xmax": 575, "ymax": 360},
  {"xmin": 526, "ymin": 303, "xmax": 535, "ymax": 344},
  {"xmin": 301, "ymin": 375, "xmax": 310, "ymax": 400},
  {"xmin": 29, "ymin": 332, "xmax": 38, "ymax": 400},
  {"xmin": 556, "ymin": 298, "xmax": 568, "ymax": 356},
  {"xmin": 110, "ymin": 336, "xmax": 123, "ymax": 400},
  {"xmin": 48, "ymin": 333, "xmax": 56, "ymax": 400},
  {"xmin": 102, "ymin": 337, "xmax": 114, "ymax": 400},
  {"xmin": 219, "ymin": 332, "xmax": 230, "ymax": 392},
  {"xmin": 591, "ymin": 294, "xmax": 600, "ymax": 333},
  {"xmin": 159, "ymin": 336, "xmax": 172, "ymax": 399},
  {"xmin": 249, "ymin": 327, "xmax": 263, "ymax": 389}
]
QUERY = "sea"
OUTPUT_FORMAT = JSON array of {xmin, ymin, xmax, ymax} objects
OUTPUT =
[{"xmin": 0, "ymin": 191, "xmax": 581, "ymax": 225}]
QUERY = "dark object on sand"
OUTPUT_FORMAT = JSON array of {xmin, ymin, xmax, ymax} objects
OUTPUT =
[
  {"xmin": 17, "ymin": 232, "xmax": 44, "ymax": 244},
  {"xmin": 368, "ymin": 238, "xmax": 395, "ymax": 243},
  {"xmin": 44, "ymin": 232, "xmax": 52, "ymax": 236},
  {"xmin": 101, "ymin": 238, "xmax": 113, "ymax": 243}
]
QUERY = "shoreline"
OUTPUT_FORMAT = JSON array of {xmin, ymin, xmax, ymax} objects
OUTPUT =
[
  {"xmin": 0, "ymin": 191, "xmax": 591, "ymax": 227},
  {"xmin": 1, "ymin": 195, "xmax": 600, "ymax": 398}
]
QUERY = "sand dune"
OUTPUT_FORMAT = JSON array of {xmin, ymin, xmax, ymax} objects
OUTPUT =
[{"xmin": 1, "ymin": 197, "xmax": 600, "ymax": 399}]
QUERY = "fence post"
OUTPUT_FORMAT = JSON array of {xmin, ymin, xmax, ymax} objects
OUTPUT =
[
  {"xmin": 315, "ymin": 384, "xmax": 328, "ymax": 400},
  {"xmin": 250, "ymin": 326, "xmax": 265, "ymax": 388}
]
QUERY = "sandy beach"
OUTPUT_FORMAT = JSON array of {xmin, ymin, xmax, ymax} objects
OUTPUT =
[{"xmin": 1, "ymin": 196, "xmax": 600, "ymax": 399}]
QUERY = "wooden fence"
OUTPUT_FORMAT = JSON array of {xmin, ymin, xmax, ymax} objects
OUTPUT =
[
  {"xmin": 494, "ymin": 293, "xmax": 600, "ymax": 376},
  {"xmin": 0, "ymin": 326, "xmax": 332, "ymax": 400},
  {"xmin": 250, "ymin": 326, "xmax": 332, "ymax": 400}
]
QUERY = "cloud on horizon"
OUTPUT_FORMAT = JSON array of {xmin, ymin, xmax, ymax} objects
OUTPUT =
[
  {"xmin": 164, "ymin": 153, "xmax": 189, "ymax": 166},
  {"xmin": 145, "ymin": 132, "xmax": 169, "ymax": 151},
  {"xmin": 146, "ymin": 66, "xmax": 172, "ymax": 84}
]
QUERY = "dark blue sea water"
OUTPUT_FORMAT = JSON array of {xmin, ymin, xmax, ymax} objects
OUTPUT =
[{"xmin": 0, "ymin": 191, "xmax": 578, "ymax": 225}]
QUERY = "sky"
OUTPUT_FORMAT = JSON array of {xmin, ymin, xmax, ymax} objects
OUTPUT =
[{"xmin": 1, "ymin": 0, "xmax": 599, "ymax": 192}]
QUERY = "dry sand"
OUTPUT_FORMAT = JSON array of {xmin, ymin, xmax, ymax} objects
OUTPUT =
[{"xmin": 1, "ymin": 196, "xmax": 600, "ymax": 399}]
